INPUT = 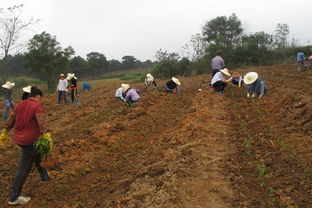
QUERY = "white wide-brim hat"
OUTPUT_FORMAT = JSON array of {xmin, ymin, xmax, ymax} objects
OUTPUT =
[
  {"xmin": 66, "ymin": 73, "xmax": 76, "ymax": 80},
  {"xmin": 121, "ymin": 84, "xmax": 130, "ymax": 92},
  {"xmin": 244, "ymin": 72, "xmax": 258, "ymax": 85},
  {"xmin": 220, "ymin": 68, "xmax": 231, "ymax": 76},
  {"xmin": 146, "ymin": 73, "xmax": 154, "ymax": 81},
  {"xmin": 23, "ymin": 86, "xmax": 31, "ymax": 93},
  {"xmin": 2, "ymin": 81, "xmax": 15, "ymax": 89},
  {"xmin": 172, "ymin": 77, "xmax": 181, "ymax": 86}
]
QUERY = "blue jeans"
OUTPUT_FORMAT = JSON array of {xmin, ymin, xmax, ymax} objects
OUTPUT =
[
  {"xmin": 58, "ymin": 91, "xmax": 68, "ymax": 104},
  {"xmin": 3, "ymin": 99, "xmax": 14, "ymax": 121},
  {"xmin": 10, "ymin": 145, "xmax": 48, "ymax": 202}
]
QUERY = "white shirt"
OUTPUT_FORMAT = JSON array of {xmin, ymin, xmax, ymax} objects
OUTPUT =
[
  {"xmin": 115, "ymin": 87, "xmax": 124, "ymax": 98},
  {"xmin": 57, "ymin": 79, "xmax": 68, "ymax": 91},
  {"xmin": 145, "ymin": 75, "xmax": 154, "ymax": 85},
  {"xmin": 211, "ymin": 72, "xmax": 225, "ymax": 85}
]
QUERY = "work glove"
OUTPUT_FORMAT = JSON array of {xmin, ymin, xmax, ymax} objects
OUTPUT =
[
  {"xmin": 0, "ymin": 129, "xmax": 9, "ymax": 147},
  {"xmin": 42, "ymin": 132, "xmax": 53, "ymax": 152},
  {"xmin": 247, "ymin": 93, "xmax": 250, "ymax": 98},
  {"xmin": 251, "ymin": 93, "xmax": 257, "ymax": 98}
]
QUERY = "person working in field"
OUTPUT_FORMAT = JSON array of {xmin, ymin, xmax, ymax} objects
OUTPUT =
[
  {"xmin": 22, "ymin": 86, "xmax": 31, "ymax": 100},
  {"xmin": 66, "ymin": 73, "xmax": 78, "ymax": 104},
  {"xmin": 82, "ymin": 82, "xmax": 92, "ymax": 91},
  {"xmin": 115, "ymin": 84, "xmax": 127, "ymax": 102},
  {"xmin": 163, "ymin": 77, "xmax": 181, "ymax": 94},
  {"xmin": 211, "ymin": 51, "xmax": 225, "ymax": 78},
  {"xmin": 244, "ymin": 72, "xmax": 267, "ymax": 99},
  {"xmin": 227, "ymin": 72, "xmax": 243, "ymax": 88},
  {"xmin": 2, "ymin": 81, "xmax": 15, "ymax": 121},
  {"xmin": 56, "ymin": 73, "xmax": 68, "ymax": 105},
  {"xmin": 123, "ymin": 84, "xmax": 141, "ymax": 106},
  {"xmin": 296, "ymin": 49, "xmax": 306, "ymax": 72},
  {"xmin": 211, "ymin": 68, "xmax": 231, "ymax": 94},
  {"xmin": 0, "ymin": 86, "xmax": 51, "ymax": 206},
  {"xmin": 144, "ymin": 73, "xmax": 157, "ymax": 91}
]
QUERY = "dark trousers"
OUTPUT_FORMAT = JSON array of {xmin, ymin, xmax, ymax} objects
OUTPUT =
[
  {"xmin": 71, "ymin": 88, "xmax": 77, "ymax": 102},
  {"xmin": 211, "ymin": 69, "xmax": 220, "ymax": 78},
  {"xmin": 212, "ymin": 81, "xmax": 227, "ymax": 92},
  {"xmin": 10, "ymin": 145, "xmax": 48, "ymax": 201},
  {"xmin": 58, "ymin": 91, "xmax": 67, "ymax": 104}
]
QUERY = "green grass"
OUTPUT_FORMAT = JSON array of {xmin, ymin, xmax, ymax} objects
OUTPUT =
[{"xmin": 120, "ymin": 72, "xmax": 145, "ymax": 82}]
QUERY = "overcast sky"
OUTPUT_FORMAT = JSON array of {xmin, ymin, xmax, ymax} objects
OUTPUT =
[{"xmin": 2, "ymin": 0, "xmax": 312, "ymax": 61}]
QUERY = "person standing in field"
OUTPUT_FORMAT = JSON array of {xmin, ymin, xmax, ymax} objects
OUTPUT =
[
  {"xmin": 144, "ymin": 73, "xmax": 157, "ymax": 91},
  {"xmin": 22, "ymin": 86, "xmax": 31, "ymax": 100},
  {"xmin": 296, "ymin": 49, "xmax": 306, "ymax": 72},
  {"xmin": 56, "ymin": 73, "xmax": 68, "ymax": 105},
  {"xmin": 115, "ymin": 84, "xmax": 127, "ymax": 102},
  {"xmin": 244, "ymin": 72, "xmax": 267, "ymax": 99},
  {"xmin": 2, "ymin": 81, "xmax": 15, "ymax": 121},
  {"xmin": 0, "ymin": 86, "xmax": 51, "ymax": 206},
  {"xmin": 211, "ymin": 68, "xmax": 231, "ymax": 94},
  {"xmin": 66, "ymin": 73, "xmax": 78, "ymax": 104},
  {"xmin": 211, "ymin": 51, "xmax": 225, "ymax": 78},
  {"xmin": 163, "ymin": 77, "xmax": 181, "ymax": 94}
]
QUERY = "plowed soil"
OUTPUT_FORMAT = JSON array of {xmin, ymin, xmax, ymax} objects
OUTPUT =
[{"xmin": 1, "ymin": 64, "xmax": 312, "ymax": 208}]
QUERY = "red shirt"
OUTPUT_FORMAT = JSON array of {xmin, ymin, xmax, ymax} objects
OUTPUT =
[{"xmin": 13, "ymin": 98, "xmax": 45, "ymax": 145}]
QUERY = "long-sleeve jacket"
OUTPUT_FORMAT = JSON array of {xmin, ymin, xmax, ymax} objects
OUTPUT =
[
  {"xmin": 57, "ymin": 79, "xmax": 68, "ymax": 91},
  {"xmin": 297, "ymin": 52, "xmax": 305, "ymax": 63},
  {"xmin": 164, "ymin": 80, "xmax": 180, "ymax": 94},
  {"xmin": 115, "ymin": 87, "xmax": 125, "ymax": 99},
  {"xmin": 247, "ymin": 78, "xmax": 267, "ymax": 96},
  {"xmin": 125, "ymin": 89, "xmax": 140, "ymax": 102},
  {"xmin": 211, "ymin": 56, "xmax": 225, "ymax": 70}
]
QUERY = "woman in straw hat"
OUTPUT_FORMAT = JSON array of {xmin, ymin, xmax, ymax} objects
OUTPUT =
[
  {"xmin": 115, "ymin": 84, "xmax": 127, "ymax": 102},
  {"xmin": 227, "ymin": 72, "xmax": 243, "ymax": 88},
  {"xmin": 2, "ymin": 81, "xmax": 15, "ymax": 121},
  {"xmin": 211, "ymin": 68, "xmax": 231, "ymax": 95},
  {"xmin": 123, "ymin": 84, "xmax": 141, "ymax": 106},
  {"xmin": 66, "ymin": 73, "xmax": 78, "ymax": 104},
  {"xmin": 56, "ymin": 73, "xmax": 68, "ymax": 105},
  {"xmin": 163, "ymin": 77, "xmax": 181, "ymax": 94},
  {"xmin": 22, "ymin": 86, "xmax": 31, "ymax": 100},
  {"xmin": 144, "ymin": 73, "xmax": 157, "ymax": 91},
  {"xmin": 244, "ymin": 72, "xmax": 267, "ymax": 99}
]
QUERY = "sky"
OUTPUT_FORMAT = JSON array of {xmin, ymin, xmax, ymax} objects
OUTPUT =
[{"xmin": 1, "ymin": 0, "xmax": 312, "ymax": 61}]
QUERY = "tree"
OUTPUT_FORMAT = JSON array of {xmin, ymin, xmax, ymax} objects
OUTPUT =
[
  {"xmin": 86, "ymin": 52, "xmax": 107, "ymax": 77},
  {"xmin": 121, "ymin": 55, "xmax": 137, "ymax": 69},
  {"xmin": 0, "ymin": 4, "xmax": 37, "ymax": 59},
  {"xmin": 181, "ymin": 33, "xmax": 207, "ymax": 61},
  {"xmin": 202, "ymin": 13, "xmax": 243, "ymax": 48},
  {"xmin": 274, "ymin": 23, "xmax": 289, "ymax": 48},
  {"xmin": 24, "ymin": 31, "xmax": 75, "ymax": 91},
  {"xmin": 69, "ymin": 56, "xmax": 87, "ymax": 77}
]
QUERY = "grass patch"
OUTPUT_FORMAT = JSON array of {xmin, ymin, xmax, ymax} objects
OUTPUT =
[{"xmin": 120, "ymin": 72, "xmax": 145, "ymax": 83}]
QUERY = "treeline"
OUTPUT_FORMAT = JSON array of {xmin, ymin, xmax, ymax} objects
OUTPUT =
[
  {"xmin": 0, "ymin": 52, "xmax": 155, "ymax": 78},
  {"xmin": 152, "ymin": 14, "xmax": 312, "ymax": 78}
]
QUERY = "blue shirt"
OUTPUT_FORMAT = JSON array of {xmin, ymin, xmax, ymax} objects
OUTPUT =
[
  {"xmin": 247, "ymin": 78, "xmax": 267, "ymax": 96},
  {"xmin": 297, "ymin": 52, "xmax": 305, "ymax": 63},
  {"xmin": 83, "ymin": 83, "xmax": 91, "ymax": 89}
]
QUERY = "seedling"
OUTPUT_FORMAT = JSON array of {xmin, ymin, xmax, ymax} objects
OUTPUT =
[{"xmin": 257, "ymin": 162, "xmax": 267, "ymax": 177}]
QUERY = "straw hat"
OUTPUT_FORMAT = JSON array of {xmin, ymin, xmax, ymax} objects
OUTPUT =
[
  {"xmin": 66, "ymin": 73, "xmax": 76, "ymax": 80},
  {"xmin": 60, "ymin": 73, "xmax": 65, "ymax": 77},
  {"xmin": 23, "ymin": 86, "xmax": 31, "ymax": 93},
  {"xmin": 220, "ymin": 68, "xmax": 231, "ymax": 76},
  {"xmin": 309, "ymin": 56, "xmax": 312, "ymax": 60},
  {"xmin": 172, "ymin": 77, "xmax": 181, "ymax": 86},
  {"xmin": 121, "ymin": 84, "xmax": 130, "ymax": 92},
  {"xmin": 232, "ymin": 72, "xmax": 241, "ymax": 78},
  {"xmin": 244, "ymin": 72, "xmax": 258, "ymax": 85},
  {"xmin": 146, "ymin": 73, "xmax": 154, "ymax": 82},
  {"xmin": 2, "ymin": 81, "xmax": 15, "ymax": 89}
]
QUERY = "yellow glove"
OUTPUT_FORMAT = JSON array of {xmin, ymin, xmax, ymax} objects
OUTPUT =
[
  {"xmin": 0, "ymin": 129, "xmax": 9, "ymax": 146},
  {"xmin": 42, "ymin": 132, "xmax": 53, "ymax": 152}
]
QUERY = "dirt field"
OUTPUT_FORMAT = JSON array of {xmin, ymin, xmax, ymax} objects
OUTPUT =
[{"xmin": 1, "ymin": 64, "xmax": 312, "ymax": 207}]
